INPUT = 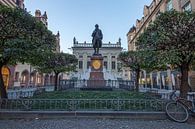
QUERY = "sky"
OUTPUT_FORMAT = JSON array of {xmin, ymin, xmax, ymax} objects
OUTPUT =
[{"xmin": 24, "ymin": 0, "xmax": 152, "ymax": 53}]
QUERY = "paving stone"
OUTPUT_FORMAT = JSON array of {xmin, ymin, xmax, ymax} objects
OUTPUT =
[{"xmin": 0, "ymin": 118, "xmax": 195, "ymax": 129}]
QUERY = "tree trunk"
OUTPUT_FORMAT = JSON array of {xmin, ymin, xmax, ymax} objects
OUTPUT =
[
  {"xmin": 54, "ymin": 72, "xmax": 59, "ymax": 91},
  {"xmin": 180, "ymin": 63, "xmax": 190, "ymax": 98},
  {"xmin": 135, "ymin": 68, "xmax": 140, "ymax": 92},
  {"xmin": 0, "ymin": 65, "xmax": 8, "ymax": 99}
]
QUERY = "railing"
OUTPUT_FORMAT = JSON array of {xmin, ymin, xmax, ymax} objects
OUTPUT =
[
  {"xmin": 7, "ymin": 86, "xmax": 54, "ymax": 99},
  {"xmin": 0, "ymin": 99, "xmax": 166, "ymax": 112},
  {"xmin": 8, "ymin": 90, "xmax": 35, "ymax": 99},
  {"xmin": 8, "ymin": 85, "xmax": 54, "ymax": 90},
  {"xmin": 139, "ymin": 84, "xmax": 195, "ymax": 100},
  {"xmin": 59, "ymin": 80, "xmax": 135, "ymax": 91},
  {"xmin": 73, "ymin": 43, "xmax": 121, "ymax": 48}
]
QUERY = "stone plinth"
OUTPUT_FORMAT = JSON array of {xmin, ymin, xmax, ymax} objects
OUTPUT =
[{"xmin": 87, "ymin": 55, "xmax": 105, "ymax": 88}]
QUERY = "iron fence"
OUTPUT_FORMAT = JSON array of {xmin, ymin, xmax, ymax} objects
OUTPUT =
[
  {"xmin": 0, "ymin": 99, "xmax": 166, "ymax": 112},
  {"xmin": 59, "ymin": 80, "xmax": 135, "ymax": 91},
  {"xmin": 7, "ymin": 86, "xmax": 55, "ymax": 99}
]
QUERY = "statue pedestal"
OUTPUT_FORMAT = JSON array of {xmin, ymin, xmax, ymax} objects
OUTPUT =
[{"xmin": 87, "ymin": 55, "xmax": 105, "ymax": 88}]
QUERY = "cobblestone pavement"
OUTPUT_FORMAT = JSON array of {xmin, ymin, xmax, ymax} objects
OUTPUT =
[{"xmin": 0, "ymin": 118, "xmax": 195, "ymax": 129}]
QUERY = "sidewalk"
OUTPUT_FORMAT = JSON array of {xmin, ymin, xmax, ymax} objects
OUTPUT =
[
  {"xmin": 0, "ymin": 118, "xmax": 195, "ymax": 129},
  {"xmin": 0, "ymin": 111, "xmax": 166, "ymax": 120}
]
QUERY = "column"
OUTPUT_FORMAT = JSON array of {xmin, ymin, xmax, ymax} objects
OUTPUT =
[
  {"xmin": 150, "ymin": 73, "xmax": 153, "ymax": 89},
  {"xmin": 143, "ymin": 70, "xmax": 147, "ymax": 88},
  {"xmin": 42, "ymin": 74, "xmax": 45, "ymax": 86},
  {"xmin": 108, "ymin": 54, "xmax": 112, "ymax": 72},
  {"xmin": 115, "ymin": 56, "xmax": 118, "ymax": 72},
  {"xmin": 167, "ymin": 69, "xmax": 173, "ymax": 90},
  {"xmin": 83, "ymin": 53, "xmax": 88, "ymax": 72},
  {"xmin": 28, "ymin": 65, "xmax": 31, "ymax": 86},
  {"xmin": 48, "ymin": 74, "xmax": 51, "ymax": 85},
  {"xmin": 156, "ymin": 72, "xmax": 160, "ymax": 89},
  {"xmin": 35, "ymin": 72, "xmax": 38, "ymax": 86}
]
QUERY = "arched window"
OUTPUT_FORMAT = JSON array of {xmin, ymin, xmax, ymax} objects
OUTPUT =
[
  {"xmin": 30, "ymin": 71, "xmax": 37, "ymax": 85},
  {"xmin": 21, "ymin": 70, "xmax": 29, "ymax": 86}
]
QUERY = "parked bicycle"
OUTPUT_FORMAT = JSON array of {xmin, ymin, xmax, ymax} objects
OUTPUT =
[{"xmin": 165, "ymin": 90, "xmax": 195, "ymax": 123}]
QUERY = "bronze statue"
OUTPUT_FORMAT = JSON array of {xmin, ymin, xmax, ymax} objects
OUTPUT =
[{"xmin": 92, "ymin": 24, "xmax": 103, "ymax": 55}]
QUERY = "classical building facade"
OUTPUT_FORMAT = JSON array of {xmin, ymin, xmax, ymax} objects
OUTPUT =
[
  {"xmin": 127, "ymin": 0, "xmax": 195, "ymax": 90},
  {"xmin": 1, "ymin": 1, "xmax": 61, "ymax": 88},
  {"xmin": 71, "ymin": 38, "xmax": 123, "ymax": 80}
]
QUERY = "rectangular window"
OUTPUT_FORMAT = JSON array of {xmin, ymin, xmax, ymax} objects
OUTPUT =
[
  {"xmin": 183, "ymin": 2, "xmax": 192, "ymax": 11},
  {"xmin": 149, "ymin": 20, "xmax": 152, "ymax": 25},
  {"xmin": 166, "ymin": 0, "xmax": 173, "ymax": 11},
  {"xmin": 104, "ymin": 61, "xmax": 108, "ymax": 69},
  {"xmin": 130, "ymin": 35, "xmax": 133, "ymax": 40},
  {"xmin": 156, "ymin": 10, "xmax": 161, "ymax": 17},
  {"xmin": 87, "ymin": 61, "xmax": 90, "ymax": 69},
  {"xmin": 112, "ymin": 61, "xmax": 116, "ymax": 70},
  {"xmin": 150, "ymin": 5, "xmax": 153, "ymax": 10},
  {"xmin": 79, "ymin": 61, "xmax": 83, "ymax": 69}
]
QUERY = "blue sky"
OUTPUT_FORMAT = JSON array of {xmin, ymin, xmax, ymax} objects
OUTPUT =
[{"xmin": 24, "ymin": 0, "xmax": 152, "ymax": 53}]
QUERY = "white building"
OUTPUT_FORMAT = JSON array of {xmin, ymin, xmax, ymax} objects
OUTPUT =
[{"xmin": 71, "ymin": 38, "xmax": 123, "ymax": 80}]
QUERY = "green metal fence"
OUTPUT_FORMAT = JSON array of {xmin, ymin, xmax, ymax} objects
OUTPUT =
[{"xmin": 0, "ymin": 99, "xmax": 167, "ymax": 112}]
